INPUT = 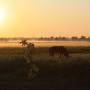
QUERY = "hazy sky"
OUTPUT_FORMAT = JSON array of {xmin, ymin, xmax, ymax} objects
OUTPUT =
[{"xmin": 0, "ymin": 0, "xmax": 90, "ymax": 37}]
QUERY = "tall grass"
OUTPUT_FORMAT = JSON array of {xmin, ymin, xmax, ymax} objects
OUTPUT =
[{"xmin": 0, "ymin": 46, "xmax": 89, "ymax": 80}]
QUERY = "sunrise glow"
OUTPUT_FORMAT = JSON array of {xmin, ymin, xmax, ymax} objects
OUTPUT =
[
  {"xmin": 0, "ymin": 7, "xmax": 6, "ymax": 24},
  {"xmin": 0, "ymin": 0, "xmax": 90, "ymax": 37}
]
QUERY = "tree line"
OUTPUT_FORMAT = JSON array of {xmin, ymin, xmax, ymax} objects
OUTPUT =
[
  {"xmin": 0, "ymin": 36, "xmax": 90, "ymax": 41},
  {"xmin": 38, "ymin": 36, "xmax": 90, "ymax": 41}
]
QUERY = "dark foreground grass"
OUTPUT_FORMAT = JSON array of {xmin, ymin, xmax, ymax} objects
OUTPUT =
[
  {"xmin": 0, "ymin": 46, "xmax": 90, "ymax": 54},
  {"xmin": 0, "ymin": 47, "xmax": 89, "ymax": 89},
  {"xmin": 0, "ymin": 55, "xmax": 89, "ymax": 89}
]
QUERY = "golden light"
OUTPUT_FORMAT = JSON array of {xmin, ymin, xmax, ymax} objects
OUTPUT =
[{"xmin": 0, "ymin": 7, "xmax": 6, "ymax": 24}]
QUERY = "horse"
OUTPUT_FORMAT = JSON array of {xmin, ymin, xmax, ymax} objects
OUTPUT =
[{"xmin": 49, "ymin": 46, "xmax": 69, "ymax": 57}]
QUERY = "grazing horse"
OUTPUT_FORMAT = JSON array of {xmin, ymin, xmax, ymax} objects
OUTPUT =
[{"xmin": 49, "ymin": 46, "xmax": 69, "ymax": 57}]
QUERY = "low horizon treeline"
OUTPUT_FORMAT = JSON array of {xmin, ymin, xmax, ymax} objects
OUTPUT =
[
  {"xmin": 0, "ymin": 36, "xmax": 90, "ymax": 41},
  {"xmin": 38, "ymin": 36, "xmax": 90, "ymax": 41}
]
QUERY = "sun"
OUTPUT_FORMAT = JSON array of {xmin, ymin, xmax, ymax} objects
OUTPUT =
[{"xmin": 0, "ymin": 7, "xmax": 6, "ymax": 23}]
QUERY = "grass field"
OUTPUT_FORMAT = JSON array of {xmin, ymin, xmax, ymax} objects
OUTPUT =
[{"xmin": 0, "ymin": 46, "xmax": 90, "ymax": 89}]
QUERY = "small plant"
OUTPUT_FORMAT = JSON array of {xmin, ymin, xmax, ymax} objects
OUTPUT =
[
  {"xmin": 25, "ymin": 43, "xmax": 35, "ymax": 62},
  {"xmin": 19, "ymin": 39, "xmax": 28, "ymax": 46},
  {"xmin": 20, "ymin": 40, "xmax": 39, "ymax": 79}
]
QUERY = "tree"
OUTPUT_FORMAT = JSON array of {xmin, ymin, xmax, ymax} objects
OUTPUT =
[
  {"xmin": 71, "ymin": 36, "xmax": 78, "ymax": 40},
  {"xmin": 87, "ymin": 37, "xmax": 90, "ymax": 41},
  {"xmin": 79, "ymin": 36, "xmax": 86, "ymax": 40}
]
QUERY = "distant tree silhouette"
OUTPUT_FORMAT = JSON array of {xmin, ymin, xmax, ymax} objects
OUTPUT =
[
  {"xmin": 87, "ymin": 37, "xmax": 90, "ymax": 41},
  {"xmin": 72, "ymin": 36, "xmax": 78, "ymax": 40},
  {"xmin": 50, "ymin": 36, "xmax": 54, "ymax": 40},
  {"xmin": 79, "ymin": 36, "xmax": 86, "ymax": 40},
  {"xmin": 61, "ymin": 37, "xmax": 69, "ymax": 40}
]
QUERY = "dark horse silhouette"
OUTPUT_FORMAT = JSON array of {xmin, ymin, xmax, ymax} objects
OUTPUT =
[{"xmin": 49, "ymin": 46, "xmax": 69, "ymax": 57}]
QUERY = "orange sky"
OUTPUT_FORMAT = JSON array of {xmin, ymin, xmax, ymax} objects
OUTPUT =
[{"xmin": 0, "ymin": 0, "xmax": 90, "ymax": 37}]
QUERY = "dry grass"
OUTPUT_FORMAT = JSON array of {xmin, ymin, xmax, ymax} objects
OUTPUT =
[{"xmin": 0, "ymin": 46, "xmax": 89, "ymax": 89}]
